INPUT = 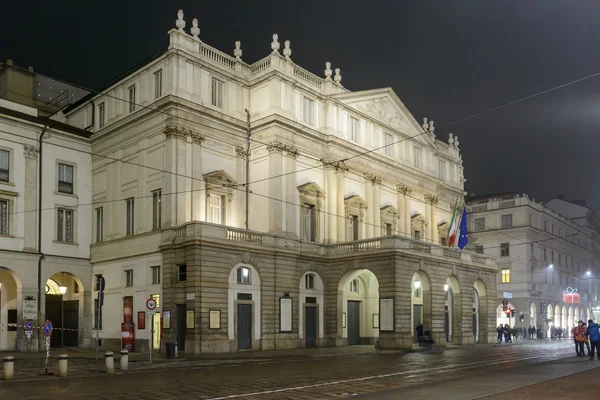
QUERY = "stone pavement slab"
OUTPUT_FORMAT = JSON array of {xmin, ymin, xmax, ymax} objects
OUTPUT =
[{"xmin": 354, "ymin": 356, "xmax": 599, "ymax": 400}]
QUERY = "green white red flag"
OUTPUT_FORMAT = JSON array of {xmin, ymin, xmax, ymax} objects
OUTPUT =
[{"xmin": 447, "ymin": 200, "xmax": 458, "ymax": 247}]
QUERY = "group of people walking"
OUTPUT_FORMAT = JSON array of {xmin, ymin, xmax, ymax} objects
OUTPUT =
[
  {"xmin": 497, "ymin": 324, "xmax": 519, "ymax": 343},
  {"xmin": 527, "ymin": 325, "xmax": 543, "ymax": 339},
  {"xmin": 572, "ymin": 319, "xmax": 600, "ymax": 360}
]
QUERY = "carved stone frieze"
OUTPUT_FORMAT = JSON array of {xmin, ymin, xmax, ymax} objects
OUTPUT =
[
  {"xmin": 23, "ymin": 144, "xmax": 39, "ymax": 159},
  {"xmin": 357, "ymin": 98, "xmax": 406, "ymax": 129}
]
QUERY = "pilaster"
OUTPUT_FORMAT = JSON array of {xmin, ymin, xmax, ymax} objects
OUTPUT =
[
  {"xmin": 324, "ymin": 163, "xmax": 337, "ymax": 243},
  {"xmin": 336, "ymin": 168, "xmax": 346, "ymax": 242},
  {"xmin": 284, "ymin": 146, "xmax": 298, "ymax": 236},
  {"xmin": 364, "ymin": 174, "xmax": 373, "ymax": 238},
  {"xmin": 397, "ymin": 185, "xmax": 412, "ymax": 238},
  {"xmin": 268, "ymin": 141, "xmax": 284, "ymax": 234},
  {"xmin": 23, "ymin": 145, "xmax": 38, "ymax": 252},
  {"xmin": 372, "ymin": 177, "xmax": 382, "ymax": 238},
  {"xmin": 191, "ymin": 133, "xmax": 205, "ymax": 222}
]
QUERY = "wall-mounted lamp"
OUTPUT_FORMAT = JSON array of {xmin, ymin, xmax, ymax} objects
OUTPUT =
[
  {"xmin": 444, "ymin": 283, "xmax": 449, "ymax": 292},
  {"xmin": 414, "ymin": 280, "xmax": 421, "ymax": 289}
]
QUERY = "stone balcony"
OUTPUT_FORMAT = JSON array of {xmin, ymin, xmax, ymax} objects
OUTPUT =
[{"xmin": 160, "ymin": 222, "xmax": 497, "ymax": 270}]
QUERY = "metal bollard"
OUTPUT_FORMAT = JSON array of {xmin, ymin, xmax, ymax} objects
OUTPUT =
[
  {"xmin": 120, "ymin": 350, "xmax": 128, "ymax": 371},
  {"xmin": 58, "ymin": 354, "xmax": 68, "ymax": 377},
  {"xmin": 105, "ymin": 352, "xmax": 114, "ymax": 374},
  {"xmin": 3, "ymin": 356, "xmax": 14, "ymax": 380},
  {"xmin": 174, "ymin": 342, "xmax": 178, "ymax": 358}
]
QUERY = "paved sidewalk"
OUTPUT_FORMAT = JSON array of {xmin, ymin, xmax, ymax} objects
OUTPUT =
[{"xmin": 354, "ymin": 356, "xmax": 599, "ymax": 399}]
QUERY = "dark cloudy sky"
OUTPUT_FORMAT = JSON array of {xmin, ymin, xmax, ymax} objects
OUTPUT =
[{"xmin": 2, "ymin": 0, "xmax": 600, "ymax": 206}]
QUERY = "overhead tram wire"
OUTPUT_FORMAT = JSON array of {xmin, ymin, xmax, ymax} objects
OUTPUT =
[
  {"xmin": 5, "ymin": 62, "xmax": 600, "ymax": 262},
  {"xmin": 0, "ymin": 131, "xmax": 586, "ymax": 274}
]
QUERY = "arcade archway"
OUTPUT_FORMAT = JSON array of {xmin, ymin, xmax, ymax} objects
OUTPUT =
[{"xmin": 338, "ymin": 269, "xmax": 379, "ymax": 346}]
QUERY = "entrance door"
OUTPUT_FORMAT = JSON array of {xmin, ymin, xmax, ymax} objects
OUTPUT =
[
  {"xmin": 176, "ymin": 304, "xmax": 186, "ymax": 351},
  {"xmin": 347, "ymin": 301, "xmax": 360, "ymax": 345},
  {"xmin": 444, "ymin": 307, "xmax": 450, "ymax": 342},
  {"xmin": 62, "ymin": 300, "xmax": 79, "ymax": 347},
  {"xmin": 237, "ymin": 303, "xmax": 252, "ymax": 350},
  {"xmin": 305, "ymin": 306, "xmax": 317, "ymax": 348},
  {"xmin": 472, "ymin": 308, "xmax": 478, "ymax": 342},
  {"xmin": 45, "ymin": 294, "xmax": 62, "ymax": 348},
  {"xmin": 413, "ymin": 304, "xmax": 422, "ymax": 343},
  {"xmin": 152, "ymin": 313, "xmax": 161, "ymax": 350}
]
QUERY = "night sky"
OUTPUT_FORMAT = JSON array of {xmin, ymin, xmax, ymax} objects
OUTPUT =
[{"xmin": 2, "ymin": 0, "xmax": 600, "ymax": 206}]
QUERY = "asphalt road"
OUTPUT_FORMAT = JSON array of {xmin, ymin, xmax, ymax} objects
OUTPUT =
[{"xmin": 0, "ymin": 341, "xmax": 581, "ymax": 399}]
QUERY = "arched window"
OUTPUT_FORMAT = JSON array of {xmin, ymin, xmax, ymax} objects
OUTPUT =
[
  {"xmin": 305, "ymin": 274, "xmax": 316, "ymax": 289},
  {"xmin": 236, "ymin": 267, "xmax": 250, "ymax": 284},
  {"xmin": 349, "ymin": 279, "xmax": 359, "ymax": 293}
]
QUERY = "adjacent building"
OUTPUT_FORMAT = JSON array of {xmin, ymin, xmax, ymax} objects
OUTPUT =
[
  {"xmin": 467, "ymin": 193, "xmax": 599, "ymax": 337},
  {"xmin": 1, "ymin": 9, "xmax": 498, "ymax": 353}
]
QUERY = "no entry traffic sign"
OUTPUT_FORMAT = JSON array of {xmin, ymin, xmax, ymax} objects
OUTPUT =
[
  {"xmin": 25, "ymin": 322, "xmax": 33, "ymax": 331},
  {"xmin": 43, "ymin": 320, "xmax": 53, "ymax": 337}
]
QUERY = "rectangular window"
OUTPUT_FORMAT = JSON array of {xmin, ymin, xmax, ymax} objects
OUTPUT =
[
  {"xmin": 475, "ymin": 245, "xmax": 484, "ymax": 254},
  {"xmin": 126, "ymin": 198, "xmax": 134, "ymax": 235},
  {"xmin": 211, "ymin": 78, "xmax": 224, "ymax": 108},
  {"xmin": 98, "ymin": 103, "xmax": 105, "ymax": 129},
  {"xmin": 439, "ymin": 160, "xmax": 446, "ymax": 181},
  {"xmin": 58, "ymin": 163, "xmax": 74, "ymax": 194},
  {"xmin": 94, "ymin": 299, "xmax": 102, "ymax": 329},
  {"xmin": 414, "ymin": 147, "xmax": 421, "ymax": 168},
  {"xmin": 209, "ymin": 194, "xmax": 225, "ymax": 224},
  {"xmin": 237, "ymin": 267, "xmax": 250, "ymax": 284},
  {"xmin": 385, "ymin": 223, "xmax": 392, "ymax": 236},
  {"xmin": 303, "ymin": 97, "xmax": 314, "ymax": 125},
  {"xmin": 414, "ymin": 230, "xmax": 421, "ymax": 241},
  {"xmin": 154, "ymin": 70, "xmax": 162, "ymax": 99},
  {"xmin": 57, "ymin": 208, "xmax": 74, "ymax": 242},
  {"xmin": 384, "ymin": 133, "xmax": 392, "ymax": 155},
  {"xmin": 0, "ymin": 199, "xmax": 8, "ymax": 235},
  {"xmin": 178, "ymin": 264, "xmax": 187, "ymax": 282},
  {"xmin": 304, "ymin": 204, "xmax": 316, "ymax": 242},
  {"xmin": 125, "ymin": 269, "xmax": 133, "ymax": 287},
  {"xmin": 95, "ymin": 207, "xmax": 103, "ymax": 243},
  {"xmin": 349, "ymin": 215, "xmax": 359, "ymax": 241},
  {"xmin": 151, "ymin": 266, "xmax": 161, "ymax": 285},
  {"xmin": 152, "ymin": 190, "xmax": 161, "ymax": 230},
  {"xmin": 0, "ymin": 149, "xmax": 9, "ymax": 182},
  {"xmin": 94, "ymin": 274, "xmax": 103, "ymax": 291},
  {"xmin": 501, "ymin": 243, "xmax": 510, "ymax": 257},
  {"xmin": 544, "ymin": 221, "xmax": 548, "ymax": 231},
  {"xmin": 441, "ymin": 237, "xmax": 448, "ymax": 246},
  {"xmin": 501, "ymin": 268, "xmax": 511, "ymax": 283},
  {"xmin": 501, "ymin": 214, "xmax": 513, "ymax": 228},
  {"xmin": 305, "ymin": 274, "xmax": 315, "ymax": 289},
  {"xmin": 349, "ymin": 117, "xmax": 359, "ymax": 141},
  {"xmin": 474, "ymin": 218, "xmax": 485, "ymax": 231},
  {"xmin": 128, "ymin": 85, "xmax": 136, "ymax": 113}
]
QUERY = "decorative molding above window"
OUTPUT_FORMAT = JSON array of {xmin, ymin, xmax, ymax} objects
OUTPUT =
[
  {"xmin": 203, "ymin": 169, "xmax": 237, "ymax": 190},
  {"xmin": 411, "ymin": 213, "xmax": 428, "ymax": 234},
  {"xmin": 344, "ymin": 194, "xmax": 367, "ymax": 221},
  {"xmin": 380, "ymin": 205, "xmax": 398, "ymax": 236}
]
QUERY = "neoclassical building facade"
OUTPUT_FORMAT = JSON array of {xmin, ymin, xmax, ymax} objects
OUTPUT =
[{"xmin": 62, "ymin": 10, "xmax": 498, "ymax": 353}]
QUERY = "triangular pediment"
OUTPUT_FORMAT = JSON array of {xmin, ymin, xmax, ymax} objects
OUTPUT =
[
  {"xmin": 203, "ymin": 169, "xmax": 237, "ymax": 186},
  {"xmin": 411, "ymin": 213, "xmax": 427, "ymax": 224},
  {"xmin": 297, "ymin": 182, "xmax": 325, "ymax": 196},
  {"xmin": 332, "ymin": 88, "xmax": 437, "ymax": 149},
  {"xmin": 381, "ymin": 205, "xmax": 398, "ymax": 216},
  {"xmin": 344, "ymin": 194, "xmax": 368, "ymax": 208}
]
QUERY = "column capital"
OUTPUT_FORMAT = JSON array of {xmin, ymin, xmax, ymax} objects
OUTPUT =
[
  {"xmin": 164, "ymin": 125, "xmax": 190, "ymax": 141},
  {"xmin": 190, "ymin": 131, "xmax": 204, "ymax": 145},
  {"xmin": 235, "ymin": 145, "xmax": 248, "ymax": 158},
  {"xmin": 425, "ymin": 194, "xmax": 438, "ymax": 205},
  {"xmin": 397, "ymin": 184, "xmax": 412, "ymax": 195},
  {"xmin": 23, "ymin": 144, "xmax": 39, "ymax": 159},
  {"xmin": 267, "ymin": 140, "xmax": 299, "ymax": 158}
]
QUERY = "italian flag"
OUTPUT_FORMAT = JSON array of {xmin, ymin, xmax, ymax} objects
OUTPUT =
[{"xmin": 447, "ymin": 201, "xmax": 458, "ymax": 247}]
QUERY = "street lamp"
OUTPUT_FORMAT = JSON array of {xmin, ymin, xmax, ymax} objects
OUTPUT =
[
  {"xmin": 414, "ymin": 280, "xmax": 421, "ymax": 289},
  {"xmin": 587, "ymin": 271, "xmax": 592, "ymax": 276},
  {"xmin": 548, "ymin": 264, "xmax": 554, "ymax": 269},
  {"xmin": 59, "ymin": 272, "xmax": 67, "ymax": 295},
  {"xmin": 444, "ymin": 283, "xmax": 449, "ymax": 292}
]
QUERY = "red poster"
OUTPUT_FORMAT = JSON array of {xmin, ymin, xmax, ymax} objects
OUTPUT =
[
  {"xmin": 138, "ymin": 311, "xmax": 146, "ymax": 330},
  {"xmin": 121, "ymin": 322, "xmax": 135, "ymax": 351},
  {"xmin": 123, "ymin": 297, "xmax": 133, "ymax": 324}
]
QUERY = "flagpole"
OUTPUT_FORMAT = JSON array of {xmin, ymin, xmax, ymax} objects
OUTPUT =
[{"xmin": 452, "ymin": 202, "xmax": 465, "ymax": 249}]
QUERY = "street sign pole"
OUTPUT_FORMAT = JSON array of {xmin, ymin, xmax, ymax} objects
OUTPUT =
[
  {"xmin": 95, "ymin": 277, "xmax": 105, "ymax": 372},
  {"xmin": 146, "ymin": 298, "xmax": 157, "ymax": 363}
]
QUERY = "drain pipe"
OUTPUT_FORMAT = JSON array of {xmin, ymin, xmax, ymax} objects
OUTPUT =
[
  {"xmin": 37, "ymin": 126, "xmax": 48, "ymax": 351},
  {"xmin": 244, "ymin": 109, "xmax": 251, "ymax": 230}
]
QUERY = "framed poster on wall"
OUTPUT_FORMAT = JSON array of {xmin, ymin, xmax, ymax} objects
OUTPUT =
[
  {"xmin": 186, "ymin": 310, "xmax": 195, "ymax": 329},
  {"xmin": 163, "ymin": 311, "xmax": 171, "ymax": 329},
  {"xmin": 373, "ymin": 313, "xmax": 379, "ymax": 329},
  {"xmin": 209, "ymin": 310, "xmax": 221, "ymax": 329},
  {"xmin": 280, "ymin": 297, "xmax": 293, "ymax": 332},
  {"xmin": 138, "ymin": 311, "xmax": 146, "ymax": 330},
  {"xmin": 379, "ymin": 298, "xmax": 394, "ymax": 332},
  {"xmin": 342, "ymin": 312, "xmax": 347, "ymax": 328}
]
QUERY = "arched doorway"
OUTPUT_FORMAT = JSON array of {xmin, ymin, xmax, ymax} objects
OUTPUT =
[
  {"xmin": 554, "ymin": 305, "xmax": 561, "ymax": 332},
  {"xmin": 299, "ymin": 271, "xmax": 324, "ymax": 348},
  {"xmin": 411, "ymin": 271, "xmax": 431, "ymax": 343},
  {"xmin": 228, "ymin": 264, "xmax": 261, "ymax": 350},
  {"xmin": 0, "ymin": 267, "xmax": 21, "ymax": 350},
  {"xmin": 546, "ymin": 303, "xmax": 554, "ymax": 338},
  {"xmin": 561, "ymin": 305, "xmax": 567, "ymax": 331},
  {"xmin": 473, "ymin": 280, "xmax": 487, "ymax": 343},
  {"xmin": 45, "ymin": 272, "xmax": 84, "ymax": 348},
  {"xmin": 444, "ymin": 276, "xmax": 461, "ymax": 344},
  {"xmin": 496, "ymin": 302, "xmax": 516, "ymax": 327},
  {"xmin": 338, "ymin": 269, "xmax": 379, "ymax": 346},
  {"xmin": 530, "ymin": 302, "xmax": 537, "ymax": 331}
]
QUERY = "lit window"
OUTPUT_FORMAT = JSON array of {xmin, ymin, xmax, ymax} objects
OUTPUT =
[
  {"xmin": 501, "ymin": 268, "xmax": 511, "ymax": 283},
  {"xmin": 303, "ymin": 97, "xmax": 314, "ymax": 125},
  {"xmin": 57, "ymin": 208, "xmax": 74, "ymax": 242},
  {"xmin": 211, "ymin": 78, "xmax": 224, "ymax": 108},
  {"xmin": 237, "ymin": 267, "xmax": 250, "ymax": 284},
  {"xmin": 304, "ymin": 204, "xmax": 316, "ymax": 242},
  {"xmin": 305, "ymin": 274, "xmax": 315, "ymax": 289},
  {"xmin": 128, "ymin": 85, "xmax": 136, "ymax": 113},
  {"xmin": 349, "ymin": 279, "xmax": 359, "ymax": 293},
  {"xmin": 209, "ymin": 194, "xmax": 225, "ymax": 224},
  {"xmin": 58, "ymin": 163, "xmax": 74, "ymax": 194},
  {"xmin": 154, "ymin": 70, "xmax": 162, "ymax": 99}
]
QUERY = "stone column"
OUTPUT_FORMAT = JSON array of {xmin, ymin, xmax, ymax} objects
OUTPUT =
[
  {"xmin": 324, "ymin": 164, "xmax": 337, "ymax": 243},
  {"xmin": 425, "ymin": 195, "xmax": 439, "ymax": 244},
  {"xmin": 23, "ymin": 145, "xmax": 38, "ymax": 252},
  {"xmin": 268, "ymin": 141, "xmax": 284, "ymax": 234},
  {"xmin": 176, "ymin": 133, "xmax": 190, "ymax": 225},
  {"xmin": 285, "ymin": 147, "xmax": 298, "ymax": 236},
  {"xmin": 373, "ymin": 177, "xmax": 381, "ymax": 237},
  {"xmin": 336, "ymin": 168, "xmax": 346, "ymax": 242},
  {"xmin": 136, "ymin": 140, "xmax": 148, "ymax": 232},
  {"xmin": 398, "ymin": 185, "xmax": 412, "ymax": 238},
  {"xmin": 163, "ymin": 126, "xmax": 179, "ymax": 228},
  {"xmin": 192, "ymin": 133, "xmax": 205, "ymax": 222},
  {"xmin": 364, "ymin": 175, "xmax": 373, "ymax": 238}
]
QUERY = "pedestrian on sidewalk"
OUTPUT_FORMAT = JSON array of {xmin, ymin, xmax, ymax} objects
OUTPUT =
[
  {"xmin": 585, "ymin": 319, "xmax": 600, "ymax": 360},
  {"xmin": 497, "ymin": 325, "xmax": 503, "ymax": 343},
  {"xmin": 582, "ymin": 323, "xmax": 591, "ymax": 356},
  {"xmin": 573, "ymin": 321, "xmax": 586, "ymax": 357},
  {"xmin": 504, "ymin": 324, "xmax": 512, "ymax": 343}
]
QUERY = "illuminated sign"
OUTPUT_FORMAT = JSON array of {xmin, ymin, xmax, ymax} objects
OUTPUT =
[
  {"xmin": 503, "ymin": 292, "xmax": 513, "ymax": 299},
  {"xmin": 563, "ymin": 287, "xmax": 581, "ymax": 304}
]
